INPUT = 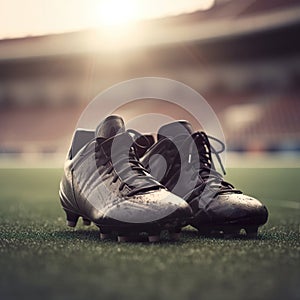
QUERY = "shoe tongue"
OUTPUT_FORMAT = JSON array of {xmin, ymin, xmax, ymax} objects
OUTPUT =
[
  {"xmin": 95, "ymin": 115, "xmax": 125, "ymax": 138},
  {"xmin": 157, "ymin": 120, "xmax": 193, "ymax": 140},
  {"xmin": 97, "ymin": 131, "xmax": 134, "ymax": 160}
]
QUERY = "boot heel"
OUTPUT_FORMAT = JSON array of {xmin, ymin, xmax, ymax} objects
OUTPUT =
[{"xmin": 64, "ymin": 209, "xmax": 79, "ymax": 227}]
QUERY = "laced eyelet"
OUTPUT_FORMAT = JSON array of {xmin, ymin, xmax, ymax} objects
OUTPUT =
[
  {"xmin": 112, "ymin": 176, "xmax": 118, "ymax": 183},
  {"xmin": 119, "ymin": 183, "xmax": 125, "ymax": 191}
]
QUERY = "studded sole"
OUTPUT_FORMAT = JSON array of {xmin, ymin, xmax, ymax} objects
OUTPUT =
[
  {"xmin": 196, "ymin": 225, "xmax": 260, "ymax": 238},
  {"xmin": 98, "ymin": 225, "xmax": 183, "ymax": 243},
  {"xmin": 100, "ymin": 229, "xmax": 182, "ymax": 243},
  {"xmin": 63, "ymin": 208, "xmax": 185, "ymax": 242}
]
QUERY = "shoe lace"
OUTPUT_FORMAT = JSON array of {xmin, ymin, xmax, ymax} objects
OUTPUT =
[
  {"xmin": 97, "ymin": 136, "xmax": 162, "ymax": 196},
  {"xmin": 190, "ymin": 131, "xmax": 241, "ymax": 197}
]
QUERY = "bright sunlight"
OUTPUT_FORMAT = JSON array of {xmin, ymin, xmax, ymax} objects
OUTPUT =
[{"xmin": 96, "ymin": 0, "xmax": 140, "ymax": 27}]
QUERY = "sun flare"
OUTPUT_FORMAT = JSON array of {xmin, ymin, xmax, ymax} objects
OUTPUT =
[{"xmin": 96, "ymin": 0, "xmax": 139, "ymax": 27}]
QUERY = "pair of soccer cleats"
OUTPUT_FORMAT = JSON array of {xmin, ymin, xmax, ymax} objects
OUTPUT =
[{"xmin": 59, "ymin": 115, "xmax": 268, "ymax": 242}]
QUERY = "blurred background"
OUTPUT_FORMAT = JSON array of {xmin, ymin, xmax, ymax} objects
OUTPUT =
[{"xmin": 0, "ymin": 0, "xmax": 300, "ymax": 168}]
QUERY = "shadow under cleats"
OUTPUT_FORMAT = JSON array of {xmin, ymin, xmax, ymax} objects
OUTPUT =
[{"xmin": 59, "ymin": 116, "xmax": 192, "ymax": 242}]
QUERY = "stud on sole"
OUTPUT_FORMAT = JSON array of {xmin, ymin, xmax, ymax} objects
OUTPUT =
[
  {"xmin": 245, "ymin": 227, "xmax": 258, "ymax": 238},
  {"xmin": 64, "ymin": 210, "xmax": 79, "ymax": 227},
  {"xmin": 148, "ymin": 235, "xmax": 160, "ymax": 243},
  {"xmin": 117, "ymin": 235, "xmax": 133, "ymax": 243},
  {"xmin": 82, "ymin": 218, "xmax": 91, "ymax": 226},
  {"xmin": 100, "ymin": 233, "xmax": 110, "ymax": 240},
  {"xmin": 223, "ymin": 228, "xmax": 241, "ymax": 239},
  {"xmin": 66, "ymin": 220, "xmax": 77, "ymax": 227}
]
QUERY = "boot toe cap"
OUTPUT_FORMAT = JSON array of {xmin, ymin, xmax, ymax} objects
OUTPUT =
[
  {"xmin": 207, "ymin": 193, "xmax": 268, "ymax": 225},
  {"xmin": 103, "ymin": 189, "xmax": 192, "ymax": 224}
]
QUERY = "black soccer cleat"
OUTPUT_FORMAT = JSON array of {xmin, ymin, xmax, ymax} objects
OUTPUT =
[
  {"xmin": 59, "ymin": 116, "xmax": 192, "ymax": 242},
  {"xmin": 140, "ymin": 121, "xmax": 268, "ymax": 238}
]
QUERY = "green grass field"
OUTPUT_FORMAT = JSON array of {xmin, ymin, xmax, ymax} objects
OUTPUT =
[{"xmin": 0, "ymin": 168, "xmax": 299, "ymax": 300}]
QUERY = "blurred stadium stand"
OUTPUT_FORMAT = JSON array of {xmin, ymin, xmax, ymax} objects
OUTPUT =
[{"xmin": 0, "ymin": 0, "xmax": 300, "ymax": 158}]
